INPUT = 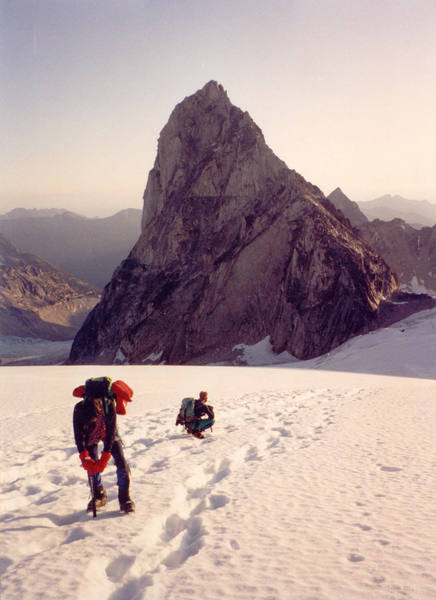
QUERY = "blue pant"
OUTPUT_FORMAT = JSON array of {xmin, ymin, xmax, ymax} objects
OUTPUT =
[
  {"xmin": 87, "ymin": 439, "xmax": 130, "ymax": 493},
  {"xmin": 192, "ymin": 418, "xmax": 214, "ymax": 432}
]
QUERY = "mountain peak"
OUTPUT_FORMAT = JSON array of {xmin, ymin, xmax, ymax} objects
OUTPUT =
[
  {"xmin": 200, "ymin": 80, "xmax": 227, "ymax": 98},
  {"xmin": 70, "ymin": 85, "xmax": 398, "ymax": 365},
  {"xmin": 330, "ymin": 187, "xmax": 344, "ymax": 197},
  {"xmin": 327, "ymin": 188, "xmax": 369, "ymax": 226},
  {"xmin": 176, "ymin": 80, "xmax": 230, "ymax": 114},
  {"xmin": 141, "ymin": 79, "xmax": 269, "ymax": 229}
]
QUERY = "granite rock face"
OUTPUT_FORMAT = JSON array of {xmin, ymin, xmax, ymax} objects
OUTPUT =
[{"xmin": 69, "ymin": 82, "xmax": 398, "ymax": 364}]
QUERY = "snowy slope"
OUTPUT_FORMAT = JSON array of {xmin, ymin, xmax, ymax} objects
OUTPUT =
[{"xmin": 1, "ymin": 309, "xmax": 436, "ymax": 600}]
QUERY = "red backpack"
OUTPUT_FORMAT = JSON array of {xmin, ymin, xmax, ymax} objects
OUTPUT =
[{"xmin": 73, "ymin": 376, "xmax": 133, "ymax": 415}]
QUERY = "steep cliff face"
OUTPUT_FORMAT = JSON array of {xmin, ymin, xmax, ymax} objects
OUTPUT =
[
  {"xmin": 0, "ymin": 234, "xmax": 100, "ymax": 340},
  {"xmin": 326, "ymin": 189, "xmax": 436, "ymax": 294},
  {"xmin": 358, "ymin": 219, "xmax": 436, "ymax": 294},
  {"xmin": 70, "ymin": 81, "xmax": 398, "ymax": 365}
]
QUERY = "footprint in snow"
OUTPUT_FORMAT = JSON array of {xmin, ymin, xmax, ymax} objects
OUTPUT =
[
  {"xmin": 162, "ymin": 516, "xmax": 205, "ymax": 569},
  {"xmin": 148, "ymin": 458, "xmax": 169, "ymax": 472},
  {"xmin": 380, "ymin": 466, "xmax": 402, "ymax": 472},
  {"xmin": 348, "ymin": 553, "xmax": 365, "ymax": 562},
  {"xmin": 105, "ymin": 554, "xmax": 136, "ymax": 583},
  {"xmin": 0, "ymin": 557, "xmax": 13, "ymax": 575},
  {"xmin": 353, "ymin": 523, "xmax": 372, "ymax": 531},
  {"xmin": 208, "ymin": 459, "xmax": 231, "ymax": 485},
  {"xmin": 209, "ymin": 494, "xmax": 230, "ymax": 510},
  {"xmin": 63, "ymin": 526, "xmax": 93, "ymax": 544},
  {"xmin": 246, "ymin": 446, "xmax": 262, "ymax": 462},
  {"xmin": 272, "ymin": 426, "xmax": 292, "ymax": 437},
  {"xmin": 162, "ymin": 513, "xmax": 186, "ymax": 542}
]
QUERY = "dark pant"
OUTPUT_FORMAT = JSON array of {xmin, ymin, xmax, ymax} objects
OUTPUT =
[{"xmin": 87, "ymin": 439, "xmax": 130, "ymax": 498}]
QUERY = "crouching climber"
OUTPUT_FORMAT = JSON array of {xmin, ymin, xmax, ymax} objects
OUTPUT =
[
  {"xmin": 73, "ymin": 376, "xmax": 135, "ymax": 514},
  {"xmin": 176, "ymin": 390, "xmax": 215, "ymax": 439}
]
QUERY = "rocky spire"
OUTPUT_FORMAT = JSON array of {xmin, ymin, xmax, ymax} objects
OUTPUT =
[
  {"xmin": 141, "ymin": 80, "xmax": 278, "ymax": 231},
  {"xmin": 327, "ymin": 187, "xmax": 369, "ymax": 227},
  {"xmin": 69, "ymin": 83, "xmax": 398, "ymax": 365}
]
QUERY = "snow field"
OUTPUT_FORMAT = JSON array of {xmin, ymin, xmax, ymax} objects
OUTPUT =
[{"xmin": 1, "ymin": 364, "xmax": 435, "ymax": 600}]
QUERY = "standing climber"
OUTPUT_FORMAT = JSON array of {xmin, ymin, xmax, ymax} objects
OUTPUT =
[{"xmin": 73, "ymin": 377, "xmax": 135, "ymax": 513}]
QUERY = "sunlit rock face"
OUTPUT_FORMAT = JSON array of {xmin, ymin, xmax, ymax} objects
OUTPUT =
[{"xmin": 69, "ymin": 81, "xmax": 398, "ymax": 365}]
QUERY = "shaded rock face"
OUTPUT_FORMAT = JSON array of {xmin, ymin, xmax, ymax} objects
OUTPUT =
[
  {"xmin": 327, "ymin": 188, "xmax": 369, "ymax": 227},
  {"xmin": 70, "ymin": 81, "xmax": 398, "ymax": 365},
  {"xmin": 358, "ymin": 219, "xmax": 436, "ymax": 294},
  {"xmin": 0, "ymin": 234, "xmax": 100, "ymax": 340}
]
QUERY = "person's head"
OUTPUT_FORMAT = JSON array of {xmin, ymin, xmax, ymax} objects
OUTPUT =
[{"xmin": 199, "ymin": 391, "xmax": 208, "ymax": 403}]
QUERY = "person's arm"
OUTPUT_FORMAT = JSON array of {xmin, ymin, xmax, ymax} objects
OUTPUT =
[
  {"xmin": 73, "ymin": 403, "xmax": 86, "ymax": 453},
  {"xmin": 204, "ymin": 404, "xmax": 214, "ymax": 419},
  {"xmin": 194, "ymin": 399, "xmax": 207, "ymax": 419},
  {"xmin": 73, "ymin": 403, "xmax": 97, "ymax": 472}
]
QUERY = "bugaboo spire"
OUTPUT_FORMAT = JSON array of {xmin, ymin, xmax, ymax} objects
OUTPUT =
[{"xmin": 70, "ymin": 82, "xmax": 397, "ymax": 365}]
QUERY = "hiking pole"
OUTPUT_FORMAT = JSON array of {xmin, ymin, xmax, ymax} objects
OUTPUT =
[{"xmin": 88, "ymin": 473, "xmax": 97, "ymax": 518}]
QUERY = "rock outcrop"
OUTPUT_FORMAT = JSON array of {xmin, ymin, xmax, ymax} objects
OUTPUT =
[
  {"xmin": 69, "ymin": 81, "xmax": 398, "ymax": 365},
  {"xmin": 0, "ymin": 234, "xmax": 100, "ymax": 340}
]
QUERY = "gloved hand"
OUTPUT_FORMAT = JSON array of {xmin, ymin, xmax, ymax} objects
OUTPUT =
[
  {"xmin": 94, "ymin": 451, "xmax": 111, "ymax": 473},
  {"xmin": 79, "ymin": 449, "xmax": 96, "ymax": 473}
]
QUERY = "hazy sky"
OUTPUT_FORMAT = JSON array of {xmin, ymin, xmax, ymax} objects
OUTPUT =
[{"xmin": 1, "ymin": 0, "xmax": 435, "ymax": 217}]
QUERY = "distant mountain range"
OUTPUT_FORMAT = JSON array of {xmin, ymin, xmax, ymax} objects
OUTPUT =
[
  {"xmin": 0, "ymin": 208, "xmax": 142, "ymax": 288},
  {"xmin": 357, "ymin": 194, "xmax": 436, "ymax": 228},
  {"xmin": 0, "ymin": 233, "xmax": 100, "ymax": 340},
  {"xmin": 327, "ymin": 189, "xmax": 436, "ymax": 294},
  {"xmin": 1, "ymin": 208, "xmax": 76, "ymax": 220}
]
